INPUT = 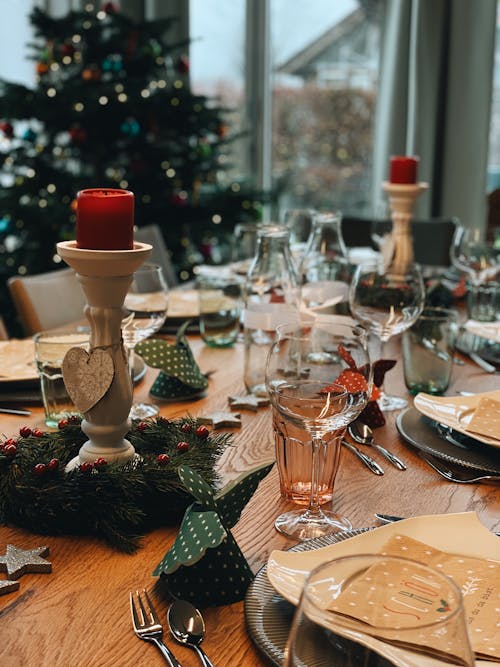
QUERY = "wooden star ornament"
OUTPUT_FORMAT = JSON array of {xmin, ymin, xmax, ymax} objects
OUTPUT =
[
  {"xmin": 228, "ymin": 395, "xmax": 270, "ymax": 411},
  {"xmin": 0, "ymin": 544, "xmax": 52, "ymax": 580},
  {"xmin": 197, "ymin": 411, "xmax": 242, "ymax": 428}
]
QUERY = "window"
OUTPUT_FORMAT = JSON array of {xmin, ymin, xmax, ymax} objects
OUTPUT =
[{"xmin": 190, "ymin": 0, "xmax": 382, "ymax": 217}]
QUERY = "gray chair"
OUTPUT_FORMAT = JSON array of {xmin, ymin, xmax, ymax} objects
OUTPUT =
[{"xmin": 134, "ymin": 224, "xmax": 178, "ymax": 287}]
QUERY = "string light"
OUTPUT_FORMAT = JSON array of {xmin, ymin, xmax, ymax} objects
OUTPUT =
[
  {"xmin": 211, "ymin": 214, "xmax": 222, "ymax": 224},
  {"xmin": 98, "ymin": 96, "xmax": 108, "ymax": 105},
  {"xmin": 47, "ymin": 88, "xmax": 57, "ymax": 97},
  {"xmin": 74, "ymin": 102, "xmax": 84, "ymax": 112}
]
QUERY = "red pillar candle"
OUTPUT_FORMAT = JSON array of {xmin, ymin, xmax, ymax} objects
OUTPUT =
[
  {"xmin": 389, "ymin": 156, "xmax": 419, "ymax": 184},
  {"xmin": 76, "ymin": 188, "xmax": 134, "ymax": 250}
]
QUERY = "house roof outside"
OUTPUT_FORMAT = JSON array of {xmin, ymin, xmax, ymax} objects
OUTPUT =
[{"xmin": 276, "ymin": 7, "xmax": 380, "ymax": 90}]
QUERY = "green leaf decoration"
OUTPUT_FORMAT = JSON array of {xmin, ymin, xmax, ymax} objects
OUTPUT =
[{"xmin": 216, "ymin": 461, "xmax": 274, "ymax": 529}]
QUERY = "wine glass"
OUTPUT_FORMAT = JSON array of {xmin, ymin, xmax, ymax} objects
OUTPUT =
[
  {"xmin": 265, "ymin": 319, "xmax": 371, "ymax": 541},
  {"xmin": 451, "ymin": 225, "xmax": 500, "ymax": 321},
  {"xmin": 122, "ymin": 263, "xmax": 169, "ymax": 419},
  {"xmin": 284, "ymin": 554, "xmax": 475, "ymax": 667},
  {"xmin": 349, "ymin": 259, "xmax": 425, "ymax": 411}
]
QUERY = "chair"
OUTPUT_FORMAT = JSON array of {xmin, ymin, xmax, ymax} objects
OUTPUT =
[
  {"xmin": 341, "ymin": 216, "xmax": 458, "ymax": 267},
  {"xmin": 134, "ymin": 224, "xmax": 178, "ymax": 287},
  {"xmin": 8, "ymin": 267, "xmax": 87, "ymax": 336}
]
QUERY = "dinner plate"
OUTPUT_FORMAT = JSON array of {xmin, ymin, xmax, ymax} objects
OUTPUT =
[
  {"xmin": 396, "ymin": 407, "xmax": 500, "ymax": 473},
  {"xmin": 245, "ymin": 528, "xmax": 372, "ymax": 667},
  {"xmin": 463, "ymin": 320, "xmax": 500, "ymax": 343},
  {"xmin": 413, "ymin": 391, "xmax": 500, "ymax": 449},
  {"xmin": 264, "ymin": 513, "xmax": 499, "ymax": 667}
]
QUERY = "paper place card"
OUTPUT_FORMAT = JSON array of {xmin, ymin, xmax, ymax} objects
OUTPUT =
[
  {"xmin": 379, "ymin": 534, "xmax": 500, "ymax": 662},
  {"xmin": 466, "ymin": 397, "xmax": 500, "ymax": 441}
]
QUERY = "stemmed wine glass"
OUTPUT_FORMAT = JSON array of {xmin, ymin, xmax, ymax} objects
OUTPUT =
[
  {"xmin": 122, "ymin": 263, "xmax": 169, "ymax": 419},
  {"xmin": 451, "ymin": 225, "xmax": 499, "ymax": 286},
  {"xmin": 284, "ymin": 554, "xmax": 475, "ymax": 667},
  {"xmin": 349, "ymin": 259, "xmax": 425, "ymax": 411},
  {"xmin": 265, "ymin": 319, "xmax": 371, "ymax": 541}
]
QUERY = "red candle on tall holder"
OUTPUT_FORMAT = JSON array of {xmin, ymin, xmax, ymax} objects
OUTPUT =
[
  {"xmin": 76, "ymin": 188, "xmax": 134, "ymax": 250},
  {"xmin": 389, "ymin": 156, "xmax": 419, "ymax": 184}
]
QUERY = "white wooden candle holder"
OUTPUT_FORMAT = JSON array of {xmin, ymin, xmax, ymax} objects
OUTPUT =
[
  {"xmin": 382, "ymin": 182, "xmax": 428, "ymax": 272},
  {"xmin": 57, "ymin": 240, "xmax": 152, "ymax": 471}
]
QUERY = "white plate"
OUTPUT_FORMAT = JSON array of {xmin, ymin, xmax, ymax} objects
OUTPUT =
[
  {"xmin": 166, "ymin": 289, "xmax": 200, "ymax": 319},
  {"xmin": 464, "ymin": 320, "xmax": 500, "ymax": 343},
  {"xmin": 413, "ymin": 391, "xmax": 500, "ymax": 449},
  {"xmin": 0, "ymin": 339, "xmax": 39, "ymax": 383},
  {"xmin": 267, "ymin": 513, "xmax": 500, "ymax": 667}
]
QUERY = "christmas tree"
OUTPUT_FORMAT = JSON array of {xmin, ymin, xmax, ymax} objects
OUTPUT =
[{"xmin": 0, "ymin": 3, "xmax": 264, "ymax": 336}]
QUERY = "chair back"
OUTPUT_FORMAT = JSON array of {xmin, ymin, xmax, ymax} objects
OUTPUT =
[
  {"xmin": 134, "ymin": 224, "xmax": 178, "ymax": 287},
  {"xmin": 8, "ymin": 267, "xmax": 87, "ymax": 336}
]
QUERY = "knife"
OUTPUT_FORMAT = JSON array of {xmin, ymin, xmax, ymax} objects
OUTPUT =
[
  {"xmin": 0, "ymin": 407, "xmax": 32, "ymax": 416},
  {"xmin": 374, "ymin": 513, "xmax": 500, "ymax": 536}
]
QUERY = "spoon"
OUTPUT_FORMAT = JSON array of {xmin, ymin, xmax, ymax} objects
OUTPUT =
[
  {"xmin": 168, "ymin": 599, "xmax": 216, "ymax": 667},
  {"xmin": 348, "ymin": 422, "xmax": 407, "ymax": 470}
]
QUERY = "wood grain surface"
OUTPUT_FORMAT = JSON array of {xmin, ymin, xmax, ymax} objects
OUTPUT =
[{"xmin": 0, "ymin": 335, "xmax": 499, "ymax": 667}]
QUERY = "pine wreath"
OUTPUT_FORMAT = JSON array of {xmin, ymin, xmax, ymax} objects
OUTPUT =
[{"xmin": 0, "ymin": 416, "xmax": 231, "ymax": 553}]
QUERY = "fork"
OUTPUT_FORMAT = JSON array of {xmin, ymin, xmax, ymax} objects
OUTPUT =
[
  {"xmin": 419, "ymin": 451, "xmax": 500, "ymax": 484},
  {"xmin": 130, "ymin": 589, "xmax": 183, "ymax": 666}
]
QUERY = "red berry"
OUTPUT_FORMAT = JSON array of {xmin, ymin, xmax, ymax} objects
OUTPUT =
[
  {"xmin": 176, "ymin": 441, "xmax": 189, "ymax": 452},
  {"xmin": 3, "ymin": 438, "xmax": 17, "ymax": 448},
  {"xmin": 34, "ymin": 463, "xmax": 47, "ymax": 475},
  {"xmin": 195, "ymin": 426, "xmax": 209, "ymax": 439},
  {"xmin": 137, "ymin": 421, "xmax": 149, "ymax": 432},
  {"xmin": 32, "ymin": 428, "xmax": 44, "ymax": 438},
  {"xmin": 68, "ymin": 415, "xmax": 80, "ymax": 424},
  {"xmin": 80, "ymin": 462, "xmax": 94, "ymax": 473},
  {"xmin": 47, "ymin": 458, "xmax": 59, "ymax": 471},
  {"xmin": 94, "ymin": 457, "xmax": 107, "ymax": 467},
  {"xmin": 19, "ymin": 426, "xmax": 32, "ymax": 438},
  {"xmin": 157, "ymin": 453, "xmax": 170, "ymax": 465},
  {"xmin": 180, "ymin": 423, "xmax": 192, "ymax": 433},
  {"xmin": 3, "ymin": 444, "xmax": 17, "ymax": 457},
  {"xmin": 58, "ymin": 419, "xmax": 69, "ymax": 429}
]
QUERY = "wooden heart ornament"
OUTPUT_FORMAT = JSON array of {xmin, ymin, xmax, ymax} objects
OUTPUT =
[{"xmin": 62, "ymin": 347, "xmax": 115, "ymax": 413}]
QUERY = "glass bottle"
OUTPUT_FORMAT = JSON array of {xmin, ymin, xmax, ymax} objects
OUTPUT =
[
  {"xmin": 243, "ymin": 224, "xmax": 299, "ymax": 395},
  {"xmin": 299, "ymin": 211, "xmax": 350, "ymax": 313}
]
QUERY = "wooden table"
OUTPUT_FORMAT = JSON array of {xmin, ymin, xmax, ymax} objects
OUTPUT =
[{"xmin": 1, "ymin": 336, "xmax": 499, "ymax": 666}]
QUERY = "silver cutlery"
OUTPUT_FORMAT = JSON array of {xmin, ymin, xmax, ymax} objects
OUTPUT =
[
  {"xmin": 374, "ymin": 513, "xmax": 500, "ymax": 536},
  {"xmin": 348, "ymin": 421, "xmax": 406, "ymax": 470},
  {"xmin": 168, "ymin": 599, "xmax": 215, "ymax": 667},
  {"xmin": 341, "ymin": 439, "xmax": 384, "ymax": 475},
  {"xmin": 418, "ymin": 450, "xmax": 500, "ymax": 484},
  {"xmin": 0, "ymin": 407, "xmax": 31, "ymax": 416},
  {"xmin": 130, "ymin": 589, "xmax": 183, "ymax": 666},
  {"xmin": 468, "ymin": 351, "xmax": 497, "ymax": 373}
]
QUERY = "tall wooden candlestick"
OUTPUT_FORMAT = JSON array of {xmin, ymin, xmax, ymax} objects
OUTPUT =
[{"xmin": 57, "ymin": 240, "xmax": 151, "ymax": 471}]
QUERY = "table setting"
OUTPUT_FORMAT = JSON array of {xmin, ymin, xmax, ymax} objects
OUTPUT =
[{"xmin": 0, "ymin": 177, "xmax": 499, "ymax": 667}]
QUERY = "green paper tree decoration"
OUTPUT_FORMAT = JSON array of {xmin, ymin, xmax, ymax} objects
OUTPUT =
[
  {"xmin": 154, "ymin": 461, "xmax": 274, "ymax": 606},
  {"xmin": 136, "ymin": 321, "xmax": 208, "ymax": 400}
]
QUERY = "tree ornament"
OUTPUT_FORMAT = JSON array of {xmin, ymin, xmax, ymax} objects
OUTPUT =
[
  {"xmin": 197, "ymin": 412, "xmax": 242, "ymax": 429},
  {"xmin": 36, "ymin": 62, "xmax": 49, "ymax": 76},
  {"xmin": 195, "ymin": 425, "xmax": 209, "ymax": 439},
  {"xmin": 60, "ymin": 43, "xmax": 76, "ymax": 58},
  {"xmin": 19, "ymin": 426, "xmax": 32, "ymax": 438},
  {"xmin": 94, "ymin": 457, "xmax": 107, "ymax": 467},
  {"xmin": 176, "ymin": 441, "xmax": 189, "ymax": 452},
  {"xmin": 34, "ymin": 463, "xmax": 46, "ymax": 475},
  {"xmin": 157, "ymin": 453, "xmax": 170, "ymax": 465},
  {"xmin": 33, "ymin": 428, "xmax": 44, "ymax": 438},
  {"xmin": 0, "ymin": 544, "xmax": 52, "ymax": 580},
  {"xmin": 80, "ymin": 462, "xmax": 94, "ymax": 474},
  {"xmin": 228, "ymin": 395, "xmax": 270, "ymax": 411},
  {"xmin": 62, "ymin": 347, "xmax": 115, "ymax": 413},
  {"xmin": 68, "ymin": 125, "xmax": 87, "ymax": 144},
  {"xmin": 176, "ymin": 55, "xmax": 190, "ymax": 74},
  {"xmin": 47, "ymin": 458, "xmax": 59, "ymax": 471},
  {"xmin": 0, "ymin": 122, "xmax": 14, "ymax": 139},
  {"xmin": 180, "ymin": 423, "xmax": 192, "ymax": 434},
  {"xmin": 0, "ymin": 580, "xmax": 20, "ymax": 596},
  {"xmin": 3, "ymin": 444, "xmax": 17, "ymax": 457}
]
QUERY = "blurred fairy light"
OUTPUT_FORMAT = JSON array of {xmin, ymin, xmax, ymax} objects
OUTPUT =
[
  {"xmin": 96, "ymin": 10, "xmax": 106, "ymax": 19},
  {"xmin": 38, "ymin": 199, "xmax": 47, "ymax": 208},
  {"xmin": 140, "ymin": 89, "xmax": 151, "ymax": 98},
  {"xmin": 72, "ymin": 34, "xmax": 81, "ymax": 43},
  {"xmin": 212, "ymin": 214, "xmax": 222, "ymax": 225},
  {"xmin": 157, "ymin": 80, "xmax": 166, "ymax": 88},
  {"xmin": 174, "ymin": 80, "xmax": 183, "ymax": 89},
  {"xmin": 50, "ymin": 63, "xmax": 60, "ymax": 71},
  {"xmin": 98, "ymin": 96, "xmax": 108, "ymax": 105},
  {"xmin": 118, "ymin": 93, "xmax": 127, "ymax": 102},
  {"xmin": 119, "ymin": 180, "xmax": 128, "ymax": 189},
  {"xmin": 47, "ymin": 184, "xmax": 56, "ymax": 193},
  {"xmin": 74, "ymin": 102, "xmax": 84, "ymax": 112},
  {"xmin": 161, "ymin": 160, "xmax": 170, "ymax": 169},
  {"xmin": 166, "ymin": 168, "xmax": 175, "ymax": 178},
  {"xmin": 171, "ymin": 98, "xmax": 179, "ymax": 106},
  {"xmin": 53, "ymin": 254, "xmax": 62, "ymax": 263},
  {"xmin": 83, "ymin": 20, "xmax": 92, "ymax": 29},
  {"xmin": 231, "ymin": 183, "xmax": 241, "ymax": 192},
  {"xmin": 47, "ymin": 88, "xmax": 57, "ymax": 97},
  {"xmin": 26, "ymin": 168, "xmax": 35, "ymax": 178},
  {"xmin": 62, "ymin": 56, "xmax": 72, "ymax": 65}
]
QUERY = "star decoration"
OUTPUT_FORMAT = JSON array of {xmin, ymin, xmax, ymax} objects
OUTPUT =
[
  {"xmin": 0, "ymin": 579, "xmax": 20, "ymax": 595},
  {"xmin": 197, "ymin": 411, "xmax": 242, "ymax": 428},
  {"xmin": 0, "ymin": 544, "xmax": 52, "ymax": 580},
  {"xmin": 228, "ymin": 395, "xmax": 270, "ymax": 411}
]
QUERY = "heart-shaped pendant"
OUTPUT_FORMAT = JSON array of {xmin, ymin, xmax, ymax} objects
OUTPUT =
[{"xmin": 62, "ymin": 347, "xmax": 115, "ymax": 413}]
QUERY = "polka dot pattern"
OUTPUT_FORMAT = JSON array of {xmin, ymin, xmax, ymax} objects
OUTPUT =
[
  {"xmin": 152, "ymin": 462, "xmax": 274, "ymax": 606},
  {"xmin": 136, "ymin": 334, "xmax": 208, "ymax": 400}
]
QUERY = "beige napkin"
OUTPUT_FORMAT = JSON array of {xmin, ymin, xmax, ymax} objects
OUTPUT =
[
  {"xmin": 328, "ymin": 534, "xmax": 500, "ymax": 663},
  {"xmin": 465, "ymin": 397, "xmax": 500, "ymax": 441},
  {"xmin": 0, "ymin": 340, "xmax": 36, "ymax": 380}
]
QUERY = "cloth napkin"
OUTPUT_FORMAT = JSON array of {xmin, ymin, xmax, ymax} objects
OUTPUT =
[{"xmin": 465, "ymin": 396, "xmax": 500, "ymax": 441}]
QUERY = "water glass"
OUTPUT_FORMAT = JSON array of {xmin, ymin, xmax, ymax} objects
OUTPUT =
[
  {"xmin": 198, "ymin": 274, "xmax": 242, "ymax": 348},
  {"xmin": 402, "ymin": 307, "xmax": 458, "ymax": 395},
  {"xmin": 466, "ymin": 280, "xmax": 500, "ymax": 322},
  {"xmin": 273, "ymin": 406, "xmax": 343, "ymax": 505},
  {"xmin": 34, "ymin": 331, "xmax": 90, "ymax": 427}
]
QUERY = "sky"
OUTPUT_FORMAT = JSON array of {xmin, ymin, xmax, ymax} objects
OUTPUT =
[{"xmin": 190, "ymin": 0, "xmax": 357, "ymax": 88}]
